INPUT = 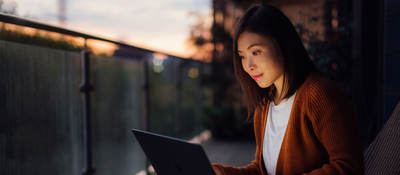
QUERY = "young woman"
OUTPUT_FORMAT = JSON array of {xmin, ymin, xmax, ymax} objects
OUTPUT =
[{"xmin": 212, "ymin": 4, "xmax": 364, "ymax": 175}]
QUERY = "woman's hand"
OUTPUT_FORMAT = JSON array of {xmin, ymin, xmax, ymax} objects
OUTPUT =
[{"xmin": 212, "ymin": 165, "xmax": 224, "ymax": 175}]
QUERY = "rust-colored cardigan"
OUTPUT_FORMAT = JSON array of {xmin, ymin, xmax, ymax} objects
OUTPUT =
[{"xmin": 212, "ymin": 73, "xmax": 364, "ymax": 175}]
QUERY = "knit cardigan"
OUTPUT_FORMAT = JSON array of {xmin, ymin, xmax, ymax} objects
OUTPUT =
[{"xmin": 212, "ymin": 73, "xmax": 364, "ymax": 175}]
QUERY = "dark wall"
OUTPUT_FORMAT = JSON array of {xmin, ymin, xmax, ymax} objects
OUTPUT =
[
  {"xmin": 383, "ymin": 0, "xmax": 400, "ymax": 122},
  {"xmin": 351, "ymin": 0, "xmax": 383, "ymax": 148},
  {"xmin": 352, "ymin": 0, "xmax": 400, "ymax": 148}
]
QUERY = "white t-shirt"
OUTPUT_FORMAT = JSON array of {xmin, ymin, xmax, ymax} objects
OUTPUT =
[{"xmin": 263, "ymin": 92, "xmax": 296, "ymax": 175}]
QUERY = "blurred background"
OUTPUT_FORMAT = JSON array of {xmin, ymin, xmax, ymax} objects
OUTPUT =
[{"xmin": 1, "ymin": 0, "xmax": 399, "ymax": 175}]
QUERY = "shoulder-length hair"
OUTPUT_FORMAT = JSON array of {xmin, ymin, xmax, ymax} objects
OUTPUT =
[{"xmin": 233, "ymin": 4, "xmax": 317, "ymax": 117}]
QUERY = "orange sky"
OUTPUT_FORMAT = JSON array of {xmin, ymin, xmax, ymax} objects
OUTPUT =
[{"xmin": 7, "ymin": 0, "xmax": 212, "ymax": 58}]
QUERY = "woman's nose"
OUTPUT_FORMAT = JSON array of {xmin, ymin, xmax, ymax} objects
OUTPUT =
[{"xmin": 246, "ymin": 57, "xmax": 256, "ymax": 70}]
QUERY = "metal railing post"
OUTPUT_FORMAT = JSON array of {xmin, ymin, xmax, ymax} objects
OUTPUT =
[
  {"xmin": 80, "ymin": 39, "xmax": 95, "ymax": 175},
  {"xmin": 143, "ymin": 58, "xmax": 151, "ymax": 174},
  {"xmin": 175, "ymin": 61, "xmax": 183, "ymax": 135}
]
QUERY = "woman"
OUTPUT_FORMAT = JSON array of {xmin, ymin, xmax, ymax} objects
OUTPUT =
[{"xmin": 212, "ymin": 3, "xmax": 364, "ymax": 175}]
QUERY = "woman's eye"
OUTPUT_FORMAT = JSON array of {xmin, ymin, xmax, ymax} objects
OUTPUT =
[
  {"xmin": 252, "ymin": 50, "xmax": 261, "ymax": 56},
  {"xmin": 239, "ymin": 55, "xmax": 245, "ymax": 59}
]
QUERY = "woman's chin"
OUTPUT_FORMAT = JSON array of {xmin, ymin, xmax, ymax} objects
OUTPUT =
[{"xmin": 256, "ymin": 82, "xmax": 272, "ymax": 88}]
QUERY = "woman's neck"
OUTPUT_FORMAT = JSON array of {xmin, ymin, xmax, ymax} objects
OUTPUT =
[
  {"xmin": 274, "ymin": 94, "xmax": 284, "ymax": 105},
  {"xmin": 273, "ymin": 74, "xmax": 287, "ymax": 105}
]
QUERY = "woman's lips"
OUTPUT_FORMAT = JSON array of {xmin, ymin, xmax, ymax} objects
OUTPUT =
[{"xmin": 252, "ymin": 73, "xmax": 263, "ymax": 80}]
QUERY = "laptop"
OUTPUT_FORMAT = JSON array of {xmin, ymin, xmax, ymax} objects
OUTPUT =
[{"xmin": 131, "ymin": 129, "xmax": 216, "ymax": 175}]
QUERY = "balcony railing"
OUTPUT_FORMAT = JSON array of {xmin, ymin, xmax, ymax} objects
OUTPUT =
[{"xmin": 0, "ymin": 12, "xmax": 211, "ymax": 175}]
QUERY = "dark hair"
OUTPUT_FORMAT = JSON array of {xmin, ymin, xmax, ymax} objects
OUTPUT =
[{"xmin": 233, "ymin": 4, "xmax": 317, "ymax": 117}]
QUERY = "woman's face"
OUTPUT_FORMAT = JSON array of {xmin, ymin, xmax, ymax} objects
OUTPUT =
[{"xmin": 237, "ymin": 31, "xmax": 284, "ymax": 88}]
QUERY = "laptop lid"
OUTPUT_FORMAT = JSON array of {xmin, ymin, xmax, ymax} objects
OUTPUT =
[{"xmin": 131, "ymin": 129, "xmax": 216, "ymax": 175}]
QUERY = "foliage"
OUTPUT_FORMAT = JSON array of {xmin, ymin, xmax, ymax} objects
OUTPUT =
[{"xmin": 0, "ymin": 27, "xmax": 84, "ymax": 52}]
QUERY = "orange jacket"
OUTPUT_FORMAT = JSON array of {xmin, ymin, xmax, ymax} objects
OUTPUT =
[{"xmin": 212, "ymin": 73, "xmax": 364, "ymax": 175}]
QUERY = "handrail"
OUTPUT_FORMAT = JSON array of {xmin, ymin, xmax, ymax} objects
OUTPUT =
[
  {"xmin": 0, "ymin": 12, "xmax": 178, "ymax": 58},
  {"xmin": 0, "ymin": 12, "xmax": 156, "ymax": 175}
]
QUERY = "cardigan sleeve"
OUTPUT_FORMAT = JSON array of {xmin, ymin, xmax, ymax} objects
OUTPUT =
[
  {"xmin": 212, "ymin": 153, "xmax": 261, "ymax": 175},
  {"xmin": 304, "ymin": 79, "xmax": 364, "ymax": 175},
  {"xmin": 211, "ymin": 106, "xmax": 267, "ymax": 175}
]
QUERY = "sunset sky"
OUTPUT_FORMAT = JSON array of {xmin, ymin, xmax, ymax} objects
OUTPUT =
[{"xmin": 4, "ymin": 0, "xmax": 212, "ymax": 57}]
